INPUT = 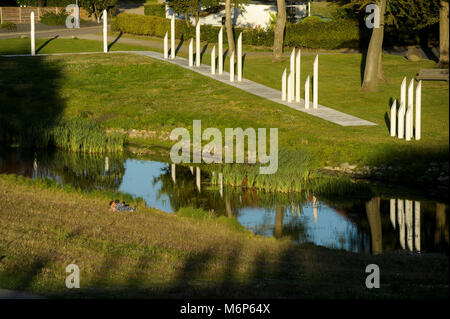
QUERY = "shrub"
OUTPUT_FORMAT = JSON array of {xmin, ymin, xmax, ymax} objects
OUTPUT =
[
  {"xmin": 40, "ymin": 10, "xmax": 69, "ymax": 26},
  {"xmin": 1, "ymin": 22, "xmax": 17, "ymax": 31},
  {"xmin": 144, "ymin": 4, "xmax": 166, "ymax": 18}
]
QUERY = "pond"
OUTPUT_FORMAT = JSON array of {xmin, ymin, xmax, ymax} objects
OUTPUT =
[{"xmin": 1, "ymin": 147, "xmax": 448, "ymax": 256}]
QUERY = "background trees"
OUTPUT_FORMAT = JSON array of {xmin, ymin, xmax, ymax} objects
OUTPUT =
[{"xmin": 78, "ymin": 0, "xmax": 117, "ymax": 23}]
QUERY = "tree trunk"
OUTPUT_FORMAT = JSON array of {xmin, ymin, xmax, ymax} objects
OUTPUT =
[
  {"xmin": 274, "ymin": 205, "xmax": 284, "ymax": 238},
  {"xmin": 184, "ymin": 11, "xmax": 190, "ymax": 27},
  {"xmin": 365, "ymin": 197, "xmax": 383, "ymax": 255},
  {"xmin": 273, "ymin": 0, "xmax": 286, "ymax": 60},
  {"xmin": 362, "ymin": 0, "xmax": 386, "ymax": 92},
  {"xmin": 439, "ymin": 1, "xmax": 449, "ymax": 65},
  {"xmin": 225, "ymin": 0, "xmax": 235, "ymax": 54}
]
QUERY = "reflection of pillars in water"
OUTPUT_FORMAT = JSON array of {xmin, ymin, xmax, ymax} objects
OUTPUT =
[
  {"xmin": 189, "ymin": 166, "xmax": 194, "ymax": 174},
  {"xmin": 390, "ymin": 199, "xmax": 396, "ymax": 229},
  {"xmin": 405, "ymin": 200, "xmax": 413, "ymax": 251},
  {"xmin": 435, "ymin": 203, "xmax": 447, "ymax": 245},
  {"xmin": 414, "ymin": 201, "xmax": 421, "ymax": 251},
  {"xmin": 219, "ymin": 173, "xmax": 223, "ymax": 198},
  {"xmin": 398, "ymin": 200, "xmax": 405, "ymax": 249},
  {"xmin": 225, "ymin": 199, "xmax": 233, "ymax": 218},
  {"xmin": 312, "ymin": 196, "xmax": 318, "ymax": 223},
  {"xmin": 171, "ymin": 163, "xmax": 176, "ymax": 183},
  {"xmin": 196, "ymin": 167, "xmax": 201, "ymax": 192},
  {"xmin": 290, "ymin": 203, "xmax": 295, "ymax": 217},
  {"xmin": 366, "ymin": 197, "xmax": 382, "ymax": 255},
  {"xmin": 33, "ymin": 157, "xmax": 38, "ymax": 174},
  {"xmin": 274, "ymin": 206, "xmax": 284, "ymax": 238},
  {"xmin": 105, "ymin": 156, "xmax": 109, "ymax": 172}
]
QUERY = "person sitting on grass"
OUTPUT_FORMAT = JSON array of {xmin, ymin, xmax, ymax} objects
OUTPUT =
[{"xmin": 109, "ymin": 200, "xmax": 136, "ymax": 212}]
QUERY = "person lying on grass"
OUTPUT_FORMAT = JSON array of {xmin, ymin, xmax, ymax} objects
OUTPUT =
[{"xmin": 109, "ymin": 200, "xmax": 136, "ymax": 212}]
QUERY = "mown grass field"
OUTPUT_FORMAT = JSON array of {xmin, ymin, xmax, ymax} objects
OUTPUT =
[
  {"xmin": 1, "ymin": 37, "xmax": 448, "ymax": 184},
  {"xmin": 0, "ymin": 174, "xmax": 448, "ymax": 298}
]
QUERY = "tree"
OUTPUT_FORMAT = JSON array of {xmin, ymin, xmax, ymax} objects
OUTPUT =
[
  {"xmin": 225, "ymin": 0, "xmax": 235, "ymax": 54},
  {"xmin": 167, "ymin": 0, "xmax": 191, "ymax": 26},
  {"xmin": 440, "ymin": 0, "xmax": 449, "ymax": 65},
  {"xmin": 272, "ymin": 0, "xmax": 286, "ymax": 61},
  {"xmin": 79, "ymin": 0, "xmax": 117, "ymax": 23}
]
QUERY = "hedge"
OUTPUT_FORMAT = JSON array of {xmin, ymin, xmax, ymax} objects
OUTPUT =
[
  {"xmin": 111, "ymin": 13, "xmax": 370, "ymax": 49},
  {"xmin": 144, "ymin": 4, "xmax": 166, "ymax": 18}
]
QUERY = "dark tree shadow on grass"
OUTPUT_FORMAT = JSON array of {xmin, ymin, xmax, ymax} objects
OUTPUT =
[
  {"xmin": 175, "ymin": 34, "xmax": 184, "ymax": 55},
  {"xmin": 36, "ymin": 35, "xmax": 59, "ymax": 54},
  {"xmin": 108, "ymin": 32, "xmax": 123, "ymax": 51}
]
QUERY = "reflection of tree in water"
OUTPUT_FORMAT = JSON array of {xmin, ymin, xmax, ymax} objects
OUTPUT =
[{"xmin": 38, "ymin": 151, "xmax": 126, "ymax": 192}]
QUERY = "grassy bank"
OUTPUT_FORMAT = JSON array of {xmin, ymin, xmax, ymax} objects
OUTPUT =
[
  {"xmin": 0, "ymin": 38, "xmax": 448, "ymax": 192},
  {"xmin": 0, "ymin": 174, "xmax": 448, "ymax": 298}
]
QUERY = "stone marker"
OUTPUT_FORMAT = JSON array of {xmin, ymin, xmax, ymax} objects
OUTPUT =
[
  {"xmin": 103, "ymin": 10, "xmax": 108, "ymax": 53},
  {"xmin": 313, "ymin": 55, "xmax": 318, "ymax": 109},
  {"xmin": 281, "ymin": 68, "xmax": 287, "ymax": 101},
  {"xmin": 30, "ymin": 12, "xmax": 35, "ymax": 56},
  {"xmin": 171, "ymin": 15, "xmax": 175, "ymax": 59},
  {"xmin": 390, "ymin": 198, "xmax": 396, "ymax": 228},
  {"xmin": 415, "ymin": 80, "xmax": 422, "ymax": 140},
  {"xmin": 163, "ymin": 32, "xmax": 168, "ymax": 59},
  {"xmin": 171, "ymin": 163, "xmax": 176, "ymax": 183},
  {"xmin": 405, "ymin": 106, "xmax": 411, "ymax": 141},
  {"xmin": 237, "ymin": 33, "xmax": 242, "ymax": 81},
  {"xmin": 414, "ymin": 201, "xmax": 420, "ymax": 251},
  {"xmin": 218, "ymin": 27, "xmax": 223, "ymax": 75},
  {"xmin": 290, "ymin": 48, "xmax": 295, "ymax": 101},
  {"xmin": 390, "ymin": 99, "xmax": 397, "ymax": 137},
  {"xmin": 295, "ymin": 49, "xmax": 301, "ymax": 103},
  {"xmin": 305, "ymin": 75, "xmax": 310, "ymax": 109},
  {"xmin": 287, "ymin": 72, "xmax": 293, "ymax": 103},
  {"xmin": 196, "ymin": 21, "xmax": 200, "ymax": 66},
  {"xmin": 211, "ymin": 45, "xmax": 216, "ymax": 75},
  {"xmin": 230, "ymin": 51, "xmax": 235, "ymax": 82},
  {"xmin": 189, "ymin": 38, "xmax": 193, "ymax": 67},
  {"xmin": 408, "ymin": 79, "xmax": 414, "ymax": 137}
]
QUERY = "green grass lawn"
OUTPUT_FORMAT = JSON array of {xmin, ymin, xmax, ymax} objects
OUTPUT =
[
  {"xmin": 0, "ymin": 38, "xmax": 150, "ymax": 55},
  {"xmin": 0, "ymin": 38, "xmax": 448, "ymax": 189},
  {"xmin": 0, "ymin": 174, "xmax": 447, "ymax": 298}
]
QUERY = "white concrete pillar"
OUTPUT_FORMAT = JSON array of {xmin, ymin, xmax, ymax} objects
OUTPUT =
[
  {"xmin": 415, "ymin": 80, "xmax": 422, "ymax": 140},
  {"xmin": 398, "ymin": 78, "xmax": 406, "ymax": 138},
  {"xmin": 281, "ymin": 68, "xmax": 287, "ymax": 101},
  {"xmin": 229, "ymin": 51, "xmax": 234, "ymax": 82},
  {"xmin": 74, "ymin": 3, "xmax": 80, "ymax": 28},
  {"xmin": 390, "ymin": 99, "xmax": 397, "ymax": 137},
  {"xmin": 211, "ymin": 45, "xmax": 216, "ymax": 75},
  {"xmin": 405, "ymin": 106, "xmax": 411, "ymax": 141},
  {"xmin": 189, "ymin": 166, "xmax": 194, "ymax": 174},
  {"xmin": 390, "ymin": 198, "xmax": 396, "ymax": 229},
  {"xmin": 400, "ymin": 77, "xmax": 406, "ymax": 108},
  {"xmin": 30, "ymin": 11, "xmax": 35, "ymax": 56},
  {"xmin": 290, "ymin": 48, "xmax": 295, "ymax": 101},
  {"xmin": 219, "ymin": 172, "xmax": 223, "ymax": 198},
  {"xmin": 313, "ymin": 55, "xmax": 318, "ymax": 109},
  {"xmin": 295, "ymin": 49, "xmax": 301, "ymax": 103},
  {"xmin": 171, "ymin": 15, "xmax": 175, "ymax": 59},
  {"xmin": 189, "ymin": 38, "xmax": 193, "ymax": 67},
  {"xmin": 287, "ymin": 72, "xmax": 293, "ymax": 103},
  {"xmin": 414, "ymin": 201, "xmax": 421, "ymax": 251},
  {"xmin": 237, "ymin": 32, "xmax": 242, "ymax": 81},
  {"xmin": 313, "ymin": 196, "xmax": 318, "ymax": 223},
  {"xmin": 218, "ymin": 27, "xmax": 223, "ymax": 75},
  {"xmin": 196, "ymin": 166, "xmax": 201, "ymax": 192},
  {"xmin": 408, "ymin": 79, "xmax": 414, "ymax": 137},
  {"xmin": 103, "ymin": 10, "xmax": 108, "ymax": 53},
  {"xmin": 398, "ymin": 199, "xmax": 405, "ymax": 249},
  {"xmin": 105, "ymin": 156, "xmax": 109, "ymax": 172},
  {"xmin": 305, "ymin": 75, "xmax": 310, "ymax": 109},
  {"xmin": 405, "ymin": 200, "xmax": 413, "ymax": 251},
  {"xmin": 171, "ymin": 163, "xmax": 176, "ymax": 183},
  {"xmin": 163, "ymin": 32, "xmax": 168, "ymax": 59},
  {"xmin": 196, "ymin": 21, "xmax": 200, "ymax": 66},
  {"xmin": 308, "ymin": 1, "xmax": 311, "ymax": 16}
]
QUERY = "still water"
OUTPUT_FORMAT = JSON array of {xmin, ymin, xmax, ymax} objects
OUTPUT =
[{"xmin": 1, "ymin": 148, "xmax": 448, "ymax": 255}]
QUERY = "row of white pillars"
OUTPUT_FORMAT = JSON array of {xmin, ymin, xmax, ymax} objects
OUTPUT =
[
  {"xmin": 281, "ymin": 51, "xmax": 318, "ymax": 109},
  {"xmin": 390, "ymin": 198, "xmax": 421, "ymax": 251},
  {"xmin": 390, "ymin": 77, "xmax": 421, "ymax": 141}
]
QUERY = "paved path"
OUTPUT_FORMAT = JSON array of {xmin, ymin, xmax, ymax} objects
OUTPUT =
[
  {"xmin": 0, "ymin": 24, "xmax": 103, "ymax": 40},
  {"xmin": 1, "ymin": 48, "xmax": 376, "ymax": 126},
  {"xmin": 0, "ymin": 288, "xmax": 44, "ymax": 299},
  {"xmin": 132, "ymin": 51, "xmax": 376, "ymax": 126}
]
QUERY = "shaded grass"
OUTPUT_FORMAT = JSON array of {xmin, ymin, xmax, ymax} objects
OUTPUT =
[{"xmin": 0, "ymin": 174, "xmax": 448, "ymax": 298}]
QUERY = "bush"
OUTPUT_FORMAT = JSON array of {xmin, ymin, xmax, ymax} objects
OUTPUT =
[
  {"xmin": 40, "ymin": 10, "xmax": 69, "ymax": 26},
  {"xmin": 144, "ymin": 4, "xmax": 166, "ymax": 18},
  {"xmin": 1, "ymin": 22, "xmax": 17, "ymax": 31}
]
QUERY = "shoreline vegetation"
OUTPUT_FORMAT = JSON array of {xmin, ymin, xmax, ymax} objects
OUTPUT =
[{"xmin": 0, "ymin": 174, "xmax": 448, "ymax": 298}]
